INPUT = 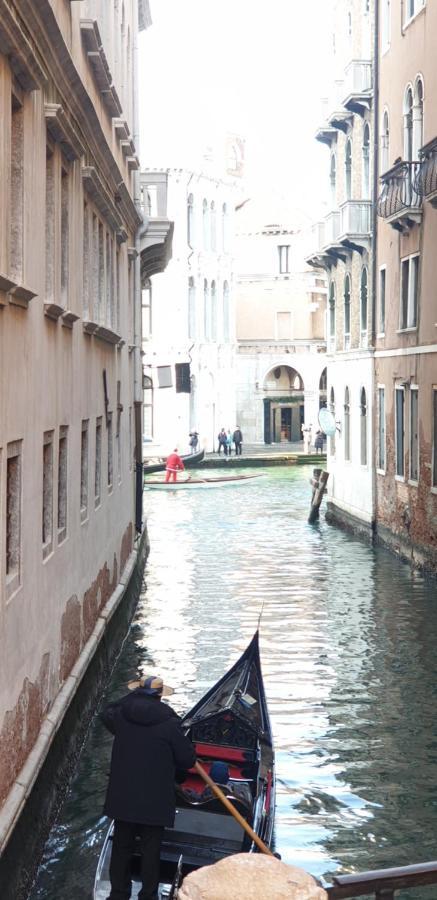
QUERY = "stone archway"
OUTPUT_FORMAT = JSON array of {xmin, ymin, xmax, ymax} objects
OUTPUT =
[{"xmin": 262, "ymin": 365, "xmax": 305, "ymax": 444}]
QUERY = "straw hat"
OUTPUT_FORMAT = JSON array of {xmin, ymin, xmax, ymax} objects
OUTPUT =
[{"xmin": 127, "ymin": 674, "xmax": 174, "ymax": 697}]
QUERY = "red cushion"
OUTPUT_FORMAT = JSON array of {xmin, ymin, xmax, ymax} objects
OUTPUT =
[{"xmin": 194, "ymin": 743, "xmax": 248, "ymax": 762}]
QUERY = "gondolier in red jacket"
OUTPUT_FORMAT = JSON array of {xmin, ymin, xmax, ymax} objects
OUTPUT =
[{"xmin": 165, "ymin": 448, "xmax": 185, "ymax": 483}]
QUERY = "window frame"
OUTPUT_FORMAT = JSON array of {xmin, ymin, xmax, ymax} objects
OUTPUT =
[
  {"xmin": 409, "ymin": 385, "xmax": 419, "ymax": 484},
  {"xmin": 378, "ymin": 266, "xmax": 386, "ymax": 336},
  {"xmin": 399, "ymin": 253, "xmax": 419, "ymax": 331},
  {"xmin": 395, "ymin": 386, "xmax": 405, "ymax": 480},
  {"xmin": 377, "ymin": 386, "xmax": 386, "ymax": 474}
]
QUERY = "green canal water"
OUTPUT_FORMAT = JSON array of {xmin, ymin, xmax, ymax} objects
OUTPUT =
[{"xmin": 30, "ymin": 466, "xmax": 437, "ymax": 898}]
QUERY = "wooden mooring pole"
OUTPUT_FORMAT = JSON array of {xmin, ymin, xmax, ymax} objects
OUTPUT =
[{"xmin": 308, "ymin": 468, "xmax": 329, "ymax": 524}]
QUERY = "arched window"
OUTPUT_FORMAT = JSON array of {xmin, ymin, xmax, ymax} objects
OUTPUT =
[
  {"xmin": 202, "ymin": 199, "xmax": 209, "ymax": 250},
  {"xmin": 362, "ymin": 123, "xmax": 370, "ymax": 199},
  {"xmin": 223, "ymin": 280, "xmax": 230, "ymax": 341},
  {"xmin": 329, "ymin": 387, "xmax": 336, "ymax": 456},
  {"xmin": 360, "ymin": 387, "xmax": 367, "ymax": 465},
  {"xmin": 413, "ymin": 77, "xmax": 424, "ymax": 159},
  {"xmin": 187, "ymin": 193, "xmax": 194, "ymax": 247},
  {"xmin": 188, "ymin": 276, "xmax": 196, "ymax": 339},
  {"xmin": 329, "ymin": 280, "xmax": 336, "ymax": 350},
  {"xmin": 222, "ymin": 203, "xmax": 228, "ymax": 252},
  {"xmin": 203, "ymin": 278, "xmax": 210, "ymax": 340},
  {"xmin": 344, "ymin": 387, "xmax": 351, "ymax": 461},
  {"xmin": 404, "ymin": 86, "xmax": 413, "ymax": 161},
  {"xmin": 210, "ymin": 201, "xmax": 216, "ymax": 252},
  {"xmin": 344, "ymin": 274, "xmax": 351, "ymax": 349},
  {"xmin": 330, "ymin": 153, "xmax": 337, "ymax": 207},
  {"xmin": 210, "ymin": 280, "xmax": 217, "ymax": 341},
  {"xmin": 345, "ymin": 139, "xmax": 352, "ymax": 200},
  {"xmin": 381, "ymin": 109, "xmax": 390, "ymax": 173},
  {"xmin": 360, "ymin": 267, "xmax": 368, "ymax": 345},
  {"xmin": 348, "ymin": 11, "xmax": 352, "ymax": 36}
]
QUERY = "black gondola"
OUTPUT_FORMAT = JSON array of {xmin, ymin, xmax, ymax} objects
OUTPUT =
[
  {"xmin": 94, "ymin": 631, "xmax": 275, "ymax": 899},
  {"xmin": 143, "ymin": 448, "xmax": 205, "ymax": 475}
]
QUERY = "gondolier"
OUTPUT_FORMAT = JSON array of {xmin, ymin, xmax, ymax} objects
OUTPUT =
[
  {"xmin": 165, "ymin": 448, "xmax": 185, "ymax": 483},
  {"xmin": 100, "ymin": 674, "xmax": 196, "ymax": 900}
]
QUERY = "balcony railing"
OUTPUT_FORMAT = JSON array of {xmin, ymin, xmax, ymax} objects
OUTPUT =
[
  {"xmin": 377, "ymin": 161, "xmax": 422, "ymax": 228},
  {"xmin": 323, "ymin": 210, "xmax": 341, "ymax": 246},
  {"xmin": 339, "ymin": 200, "xmax": 371, "ymax": 238},
  {"xmin": 416, "ymin": 137, "xmax": 437, "ymax": 205},
  {"xmin": 326, "ymin": 859, "xmax": 437, "ymax": 899}
]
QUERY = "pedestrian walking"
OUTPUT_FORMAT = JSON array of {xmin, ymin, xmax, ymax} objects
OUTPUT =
[
  {"xmin": 233, "ymin": 426, "xmax": 243, "ymax": 456},
  {"xmin": 101, "ymin": 674, "xmax": 196, "ymax": 900},
  {"xmin": 217, "ymin": 428, "xmax": 228, "ymax": 455}
]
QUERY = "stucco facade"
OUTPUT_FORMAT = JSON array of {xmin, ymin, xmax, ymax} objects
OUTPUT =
[
  {"xmin": 0, "ymin": 0, "xmax": 152, "ymax": 851},
  {"xmin": 375, "ymin": 0, "xmax": 437, "ymax": 572},
  {"xmin": 235, "ymin": 216, "xmax": 327, "ymax": 444},
  {"xmin": 141, "ymin": 164, "xmax": 242, "ymax": 454},
  {"xmin": 307, "ymin": 0, "xmax": 375, "ymax": 528}
]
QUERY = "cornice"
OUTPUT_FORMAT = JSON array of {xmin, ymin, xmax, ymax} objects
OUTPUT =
[
  {"xmin": 45, "ymin": 103, "xmax": 85, "ymax": 161},
  {"xmin": 0, "ymin": 0, "xmax": 47, "ymax": 91}
]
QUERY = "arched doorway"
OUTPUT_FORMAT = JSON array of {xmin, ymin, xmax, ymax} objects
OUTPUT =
[
  {"xmin": 319, "ymin": 368, "xmax": 327, "ymax": 409},
  {"xmin": 262, "ymin": 365, "xmax": 304, "ymax": 443}
]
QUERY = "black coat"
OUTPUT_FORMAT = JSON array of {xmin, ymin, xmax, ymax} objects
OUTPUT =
[{"xmin": 101, "ymin": 690, "xmax": 196, "ymax": 826}]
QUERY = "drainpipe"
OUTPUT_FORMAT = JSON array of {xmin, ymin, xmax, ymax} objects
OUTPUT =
[
  {"xmin": 133, "ymin": 6, "xmax": 143, "ymax": 534},
  {"xmin": 371, "ymin": 0, "xmax": 380, "ymax": 535}
]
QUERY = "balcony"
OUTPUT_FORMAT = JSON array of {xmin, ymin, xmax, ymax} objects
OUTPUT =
[
  {"xmin": 338, "ymin": 200, "xmax": 371, "ymax": 252},
  {"xmin": 416, "ymin": 137, "xmax": 437, "ymax": 207},
  {"xmin": 377, "ymin": 161, "xmax": 422, "ymax": 231},
  {"xmin": 305, "ymin": 211, "xmax": 346, "ymax": 269},
  {"xmin": 315, "ymin": 83, "xmax": 351, "ymax": 144},
  {"xmin": 139, "ymin": 172, "xmax": 174, "ymax": 282},
  {"xmin": 342, "ymin": 60, "xmax": 372, "ymax": 116}
]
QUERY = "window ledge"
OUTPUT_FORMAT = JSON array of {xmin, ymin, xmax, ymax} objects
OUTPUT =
[
  {"xmin": 44, "ymin": 302, "xmax": 64, "ymax": 320},
  {"xmin": 403, "ymin": 5, "xmax": 426, "ymax": 32},
  {"xmin": 83, "ymin": 321, "xmax": 121, "ymax": 345},
  {"xmin": 396, "ymin": 326, "xmax": 417, "ymax": 334},
  {"xmin": 408, "ymin": 479, "xmax": 419, "ymax": 487},
  {"xmin": 62, "ymin": 311, "xmax": 80, "ymax": 328},
  {"xmin": 9, "ymin": 284, "xmax": 37, "ymax": 308},
  {"xmin": 0, "ymin": 272, "xmax": 17, "ymax": 297},
  {"xmin": 395, "ymin": 475, "xmax": 406, "ymax": 483},
  {"xmin": 377, "ymin": 468, "xmax": 386, "ymax": 476}
]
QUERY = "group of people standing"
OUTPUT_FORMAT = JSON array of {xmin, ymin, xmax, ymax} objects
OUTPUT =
[{"xmin": 217, "ymin": 427, "xmax": 243, "ymax": 456}]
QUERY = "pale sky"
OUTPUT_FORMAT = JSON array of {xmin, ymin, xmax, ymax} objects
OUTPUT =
[{"xmin": 138, "ymin": 0, "xmax": 332, "ymax": 220}]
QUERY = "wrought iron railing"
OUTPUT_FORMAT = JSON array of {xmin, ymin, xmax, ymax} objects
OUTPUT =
[
  {"xmin": 326, "ymin": 859, "xmax": 437, "ymax": 898},
  {"xmin": 377, "ymin": 160, "xmax": 422, "ymax": 219},
  {"xmin": 415, "ymin": 137, "xmax": 437, "ymax": 199}
]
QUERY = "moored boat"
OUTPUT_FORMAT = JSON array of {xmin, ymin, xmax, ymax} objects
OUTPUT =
[
  {"xmin": 144, "ymin": 473, "xmax": 264, "ymax": 490},
  {"xmin": 143, "ymin": 448, "xmax": 205, "ymax": 475},
  {"xmin": 94, "ymin": 632, "xmax": 275, "ymax": 899}
]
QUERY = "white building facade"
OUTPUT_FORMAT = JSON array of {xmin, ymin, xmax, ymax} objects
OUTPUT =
[
  {"xmin": 235, "ymin": 217, "xmax": 327, "ymax": 445},
  {"xmin": 141, "ymin": 166, "xmax": 242, "ymax": 454},
  {"xmin": 307, "ymin": 0, "xmax": 375, "ymax": 532}
]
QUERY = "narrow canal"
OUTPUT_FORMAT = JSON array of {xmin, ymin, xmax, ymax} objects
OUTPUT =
[{"xmin": 30, "ymin": 466, "xmax": 437, "ymax": 899}]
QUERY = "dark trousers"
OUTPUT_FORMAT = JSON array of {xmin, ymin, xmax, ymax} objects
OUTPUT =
[
  {"xmin": 108, "ymin": 820, "xmax": 164, "ymax": 900},
  {"xmin": 234, "ymin": 442, "xmax": 242, "ymax": 455}
]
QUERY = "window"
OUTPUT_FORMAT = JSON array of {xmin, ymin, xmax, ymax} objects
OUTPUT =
[
  {"xmin": 328, "ymin": 281, "xmax": 336, "ymax": 350},
  {"xmin": 344, "ymin": 387, "xmax": 351, "ymax": 461},
  {"xmin": 378, "ymin": 387, "xmax": 386, "ymax": 471},
  {"xmin": 187, "ymin": 193, "xmax": 194, "ymax": 246},
  {"xmin": 433, "ymin": 390, "xmax": 437, "ymax": 488},
  {"xmin": 57, "ymin": 426, "xmax": 68, "ymax": 542},
  {"xmin": 129, "ymin": 407, "xmax": 133, "ymax": 471},
  {"xmin": 107, "ymin": 413, "xmax": 113, "ymax": 490},
  {"xmin": 345, "ymin": 139, "xmax": 352, "ymax": 201},
  {"xmin": 329, "ymin": 387, "xmax": 336, "ymax": 457},
  {"xmin": 211, "ymin": 281, "xmax": 217, "ymax": 341},
  {"xmin": 42, "ymin": 431, "xmax": 54, "ymax": 559},
  {"xmin": 81, "ymin": 420, "xmax": 89, "ymax": 521},
  {"xmin": 360, "ymin": 388, "xmax": 367, "ymax": 466},
  {"xmin": 175, "ymin": 363, "xmax": 191, "ymax": 393},
  {"xmin": 405, "ymin": 0, "xmax": 425, "ymax": 24},
  {"xmin": 203, "ymin": 279, "xmax": 210, "ymax": 340},
  {"xmin": 381, "ymin": 0, "xmax": 391, "ymax": 49},
  {"xmin": 278, "ymin": 245, "xmax": 290, "ymax": 274},
  {"xmin": 11, "ymin": 93, "xmax": 24, "ymax": 283},
  {"xmin": 276, "ymin": 311, "xmax": 292, "ymax": 340},
  {"xmin": 46, "ymin": 147, "xmax": 55, "ymax": 305},
  {"xmin": 222, "ymin": 203, "xmax": 228, "ymax": 252},
  {"xmin": 395, "ymin": 388, "xmax": 405, "ymax": 477},
  {"xmin": 379, "ymin": 267, "xmax": 386, "ymax": 334},
  {"xmin": 400, "ymin": 254, "xmax": 419, "ymax": 329},
  {"xmin": 381, "ymin": 110, "xmax": 390, "ymax": 173},
  {"xmin": 6, "ymin": 441, "xmax": 22, "ymax": 594},
  {"xmin": 223, "ymin": 281, "xmax": 230, "ymax": 342},
  {"xmin": 404, "ymin": 86, "xmax": 413, "ymax": 161},
  {"xmin": 344, "ymin": 274, "xmax": 351, "ymax": 349},
  {"xmin": 60, "ymin": 167, "xmax": 69, "ymax": 308},
  {"xmin": 95, "ymin": 417, "xmax": 102, "ymax": 507},
  {"xmin": 413, "ymin": 77, "xmax": 424, "ymax": 158},
  {"xmin": 210, "ymin": 201, "xmax": 216, "ymax": 251},
  {"xmin": 360, "ymin": 268, "xmax": 368, "ymax": 346},
  {"xmin": 202, "ymin": 199, "xmax": 209, "ymax": 250},
  {"xmin": 330, "ymin": 153, "xmax": 336, "ymax": 207},
  {"xmin": 362, "ymin": 124, "xmax": 370, "ymax": 200},
  {"xmin": 188, "ymin": 277, "xmax": 196, "ymax": 340},
  {"xmin": 410, "ymin": 387, "xmax": 419, "ymax": 482},
  {"xmin": 83, "ymin": 202, "xmax": 90, "ymax": 318}
]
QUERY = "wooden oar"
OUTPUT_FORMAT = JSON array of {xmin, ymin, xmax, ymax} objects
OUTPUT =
[{"xmin": 194, "ymin": 761, "xmax": 274, "ymax": 856}]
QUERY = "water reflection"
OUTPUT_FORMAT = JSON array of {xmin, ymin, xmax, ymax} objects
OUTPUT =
[{"xmin": 31, "ymin": 467, "xmax": 437, "ymax": 899}]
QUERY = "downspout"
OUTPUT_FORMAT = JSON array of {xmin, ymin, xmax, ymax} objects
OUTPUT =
[
  {"xmin": 133, "ymin": 4, "xmax": 143, "ymax": 534},
  {"xmin": 371, "ymin": 0, "xmax": 380, "ymax": 536}
]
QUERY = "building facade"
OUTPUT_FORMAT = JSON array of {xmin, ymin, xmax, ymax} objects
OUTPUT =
[
  {"xmin": 375, "ymin": 0, "xmax": 437, "ymax": 572},
  {"xmin": 235, "ymin": 214, "xmax": 327, "ymax": 444},
  {"xmin": 141, "ymin": 163, "xmax": 241, "ymax": 454},
  {"xmin": 307, "ymin": 0, "xmax": 375, "ymax": 531},
  {"xmin": 0, "ymin": 0, "xmax": 155, "ymax": 855}
]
